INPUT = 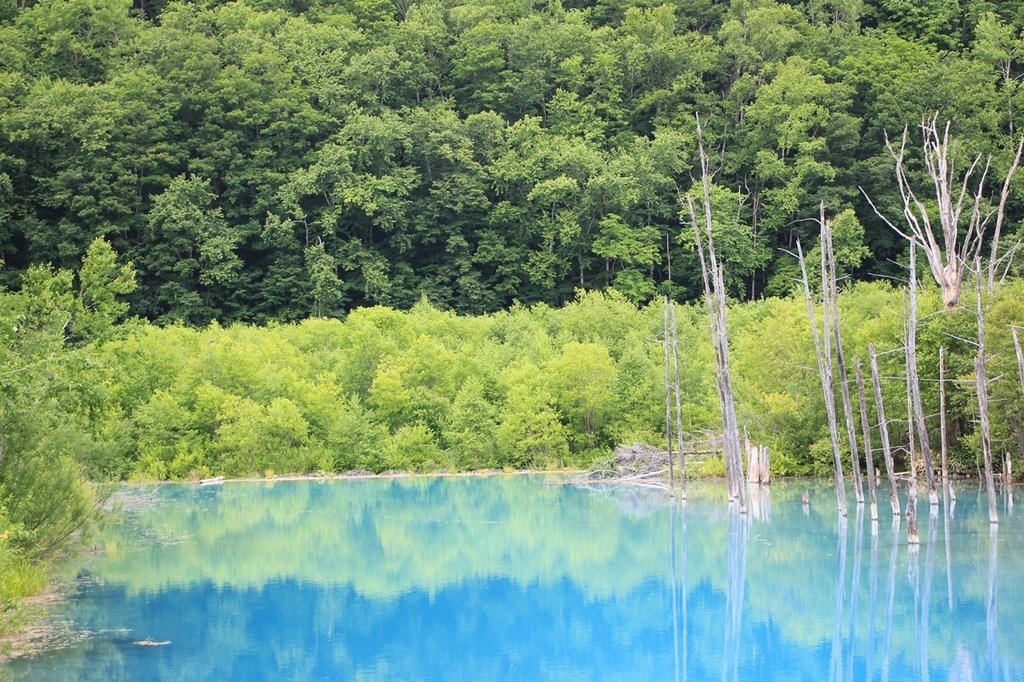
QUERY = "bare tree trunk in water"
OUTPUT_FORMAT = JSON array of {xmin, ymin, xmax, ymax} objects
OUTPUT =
[
  {"xmin": 824, "ymin": 213, "xmax": 864, "ymax": 503},
  {"xmin": 939, "ymin": 347, "xmax": 955, "ymax": 500},
  {"xmin": 906, "ymin": 245, "xmax": 938, "ymax": 506},
  {"xmin": 906, "ymin": 491, "xmax": 920, "ymax": 544},
  {"xmin": 855, "ymin": 358, "xmax": 879, "ymax": 521},
  {"xmin": 975, "ymin": 265, "xmax": 998, "ymax": 524},
  {"xmin": 686, "ymin": 114, "xmax": 746, "ymax": 512},
  {"xmin": 797, "ymin": 236, "xmax": 848, "ymax": 517},
  {"xmin": 662, "ymin": 297, "xmax": 675, "ymax": 493},
  {"xmin": 670, "ymin": 301, "xmax": 686, "ymax": 495},
  {"xmin": 903, "ymin": 311, "xmax": 919, "ymax": 500},
  {"xmin": 870, "ymin": 345, "xmax": 901, "ymax": 516}
]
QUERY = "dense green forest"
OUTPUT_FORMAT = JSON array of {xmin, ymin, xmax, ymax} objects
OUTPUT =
[
  {"xmin": 3, "ymin": 0, "xmax": 1024, "ymax": 320},
  {"xmin": 6, "ymin": 0, "xmax": 1024, "ymax": 642}
]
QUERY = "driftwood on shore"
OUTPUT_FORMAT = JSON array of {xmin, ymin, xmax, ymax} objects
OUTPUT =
[
  {"xmin": 569, "ymin": 440, "xmax": 768, "ymax": 490},
  {"xmin": 568, "ymin": 444, "xmax": 674, "ymax": 489}
]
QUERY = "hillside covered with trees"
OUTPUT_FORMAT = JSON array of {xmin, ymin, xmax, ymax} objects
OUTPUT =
[
  {"xmin": 4, "ymin": 0, "xmax": 1024, "ymax": 321},
  {"xmin": 5, "ymin": 0, "xmax": 1024, "ymax": 643}
]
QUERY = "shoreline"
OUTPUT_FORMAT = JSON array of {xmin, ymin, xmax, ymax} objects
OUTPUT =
[
  {"xmin": 0, "ymin": 574, "xmax": 80, "ymax": 665},
  {"xmin": 133, "ymin": 468, "xmax": 585, "ymax": 486}
]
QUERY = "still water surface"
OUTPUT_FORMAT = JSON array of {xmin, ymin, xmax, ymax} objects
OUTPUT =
[{"xmin": 5, "ymin": 476, "xmax": 1023, "ymax": 680}]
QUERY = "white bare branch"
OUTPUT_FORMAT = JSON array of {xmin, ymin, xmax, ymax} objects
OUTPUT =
[{"xmin": 866, "ymin": 115, "xmax": 1022, "ymax": 308}]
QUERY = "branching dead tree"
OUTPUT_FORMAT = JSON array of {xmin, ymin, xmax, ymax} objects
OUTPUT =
[
  {"xmin": 686, "ymin": 114, "xmax": 746, "ymax": 512},
  {"xmin": 906, "ymin": 244, "xmax": 939, "ymax": 505},
  {"xmin": 870, "ymin": 344, "xmax": 901, "ymax": 516},
  {"xmin": 862, "ymin": 115, "xmax": 1022, "ymax": 309}
]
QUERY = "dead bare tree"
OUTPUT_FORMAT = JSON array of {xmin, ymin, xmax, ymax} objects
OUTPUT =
[
  {"xmin": 976, "ymin": 352, "xmax": 997, "ymax": 524},
  {"xmin": 906, "ymin": 493, "xmax": 920, "ymax": 544},
  {"xmin": 797, "ymin": 237, "xmax": 848, "ymax": 517},
  {"xmin": 869, "ymin": 344, "xmax": 901, "ymax": 516},
  {"xmin": 662, "ymin": 298, "xmax": 676, "ymax": 492},
  {"xmin": 855, "ymin": 357, "xmax": 880, "ymax": 521},
  {"xmin": 903, "ymin": 338, "xmax": 919, "ymax": 499},
  {"xmin": 989, "ymin": 139, "xmax": 1024, "ymax": 292},
  {"xmin": 823, "ymin": 209, "xmax": 865, "ymax": 504},
  {"xmin": 975, "ymin": 264, "xmax": 999, "ymax": 524},
  {"xmin": 1013, "ymin": 328, "xmax": 1024, "ymax": 400},
  {"xmin": 970, "ymin": 259, "xmax": 995, "ymax": 520},
  {"xmin": 670, "ymin": 301, "xmax": 687, "ymax": 494},
  {"xmin": 686, "ymin": 115, "xmax": 746, "ymax": 512},
  {"xmin": 862, "ymin": 115, "xmax": 1022, "ymax": 309},
  {"xmin": 906, "ymin": 244, "xmax": 939, "ymax": 505},
  {"xmin": 938, "ymin": 347, "xmax": 955, "ymax": 501}
]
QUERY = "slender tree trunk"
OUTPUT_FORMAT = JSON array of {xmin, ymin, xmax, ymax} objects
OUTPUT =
[
  {"xmin": 870, "ymin": 344, "xmax": 901, "ymax": 516},
  {"xmin": 665, "ymin": 234, "xmax": 672, "ymax": 286},
  {"xmin": 715, "ymin": 269, "xmax": 746, "ymax": 504},
  {"xmin": 906, "ymin": 491, "xmax": 920, "ymax": 544},
  {"xmin": 975, "ymin": 267, "xmax": 998, "ymax": 524},
  {"xmin": 663, "ymin": 297, "xmax": 675, "ymax": 492},
  {"xmin": 686, "ymin": 118, "xmax": 746, "ymax": 512},
  {"xmin": 988, "ymin": 138, "xmax": 1024, "ymax": 293},
  {"xmin": 689, "ymin": 206, "xmax": 740, "ymax": 505},
  {"xmin": 939, "ymin": 347, "xmax": 955, "ymax": 500},
  {"xmin": 1013, "ymin": 328, "xmax": 1024, "ymax": 401},
  {"xmin": 825, "ymin": 218, "xmax": 864, "ymax": 503},
  {"xmin": 903, "ymin": 316, "xmax": 919, "ymax": 499},
  {"xmin": 797, "ymin": 238, "xmax": 847, "ymax": 517},
  {"xmin": 670, "ymin": 301, "xmax": 687, "ymax": 495},
  {"xmin": 976, "ymin": 354, "xmax": 998, "ymax": 524},
  {"xmin": 907, "ymin": 245, "xmax": 939, "ymax": 505},
  {"xmin": 855, "ymin": 358, "xmax": 879, "ymax": 521}
]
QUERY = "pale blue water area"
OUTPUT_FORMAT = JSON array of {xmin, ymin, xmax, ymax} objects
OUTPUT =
[{"xmin": 4, "ymin": 477, "xmax": 1023, "ymax": 681}]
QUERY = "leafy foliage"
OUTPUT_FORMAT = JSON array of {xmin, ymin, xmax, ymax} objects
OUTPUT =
[{"xmin": 1, "ymin": 0, "xmax": 1023, "ymax": 317}]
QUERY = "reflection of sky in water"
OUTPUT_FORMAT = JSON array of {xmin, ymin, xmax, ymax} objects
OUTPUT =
[{"xmin": 6, "ymin": 477, "xmax": 1024, "ymax": 681}]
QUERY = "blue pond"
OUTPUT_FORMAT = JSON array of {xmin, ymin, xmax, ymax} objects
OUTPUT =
[{"xmin": 5, "ymin": 476, "xmax": 1023, "ymax": 680}]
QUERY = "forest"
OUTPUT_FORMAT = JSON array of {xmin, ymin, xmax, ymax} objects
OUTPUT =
[
  {"xmin": 5, "ymin": 0, "xmax": 1024, "ymax": 643},
  {"xmin": 3, "ymin": 0, "xmax": 1024, "ymax": 320}
]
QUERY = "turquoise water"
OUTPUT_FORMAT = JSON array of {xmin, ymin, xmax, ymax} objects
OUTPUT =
[{"xmin": 5, "ymin": 477, "xmax": 1023, "ymax": 681}]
